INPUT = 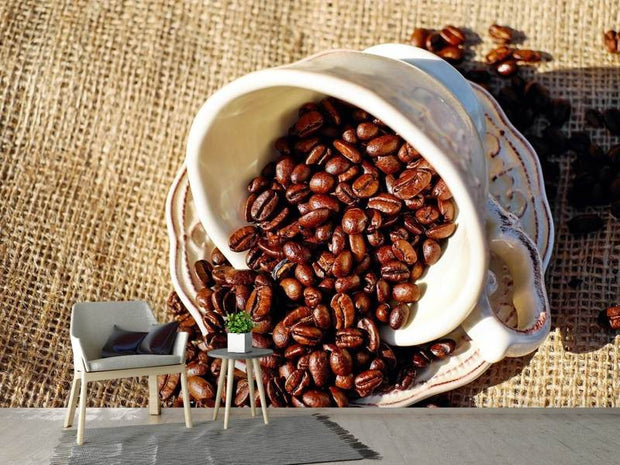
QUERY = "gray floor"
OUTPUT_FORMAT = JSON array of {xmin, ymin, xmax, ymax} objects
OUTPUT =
[{"xmin": 1, "ymin": 408, "xmax": 619, "ymax": 465}]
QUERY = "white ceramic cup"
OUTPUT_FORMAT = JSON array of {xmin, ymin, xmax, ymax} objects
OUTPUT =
[{"xmin": 186, "ymin": 45, "xmax": 550, "ymax": 363}]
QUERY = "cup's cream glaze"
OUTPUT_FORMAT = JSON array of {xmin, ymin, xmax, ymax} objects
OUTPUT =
[{"xmin": 185, "ymin": 45, "xmax": 550, "ymax": 356}]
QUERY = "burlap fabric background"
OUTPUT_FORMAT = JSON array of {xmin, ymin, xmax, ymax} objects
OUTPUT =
[{"xmin": 1, "ymin": 0, "xmax": 618, "ymax": 408}]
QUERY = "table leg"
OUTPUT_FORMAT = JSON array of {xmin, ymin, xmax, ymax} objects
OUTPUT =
[
  {"xmin": 246, "ymin": 359, "xmax": 256, "ymax": 417},
  {"xmin": 252, "ymin": 359, "xmax": 269, "ymax": 425},
  {"xmin": 213, "ymin": 359, "xmax": 227, "ymax": 421},
  {"xmin": 224, "ymin": 359, "xmax": 234, "ymax": 429}
]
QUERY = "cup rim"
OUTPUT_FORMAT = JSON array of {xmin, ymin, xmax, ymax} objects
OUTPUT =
[{"xmin": 186, "ymin": 49, "xmax": 488, "ymax": 341}]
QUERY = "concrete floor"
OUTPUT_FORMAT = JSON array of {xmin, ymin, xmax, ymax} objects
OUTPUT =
[{"xmin": 1, "ymin": 408, "xmax": 619, "ymax": 465}]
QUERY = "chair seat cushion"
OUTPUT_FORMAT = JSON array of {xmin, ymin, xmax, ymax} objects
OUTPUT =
[{"xmin": 86, "ymin": 354, "xmax": 183, "ymax": 372}]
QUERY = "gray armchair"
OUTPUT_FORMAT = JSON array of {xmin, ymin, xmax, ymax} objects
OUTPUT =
[{"xmin": 64, "ymin": 301, "xmax": 193, "ymax": 445}]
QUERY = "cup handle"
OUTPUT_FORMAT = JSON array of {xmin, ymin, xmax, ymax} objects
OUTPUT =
[{"xmin": 462, "ymin": 198, "xmax": 551, "ymax": 363}]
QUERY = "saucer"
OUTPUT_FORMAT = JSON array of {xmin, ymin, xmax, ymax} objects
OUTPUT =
[{"xmin": 165, "ymin": 82, "xmax": 554, "ymax": 407}]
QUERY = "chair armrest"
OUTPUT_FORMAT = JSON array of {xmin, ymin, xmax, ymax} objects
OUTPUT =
[
  {"xmin": 172, "ymin": 331, "xmax": 189, "ymax": 363},
  {"xmin": 70, "ymin": 335, "xmax": 91, "ymax": 372}
]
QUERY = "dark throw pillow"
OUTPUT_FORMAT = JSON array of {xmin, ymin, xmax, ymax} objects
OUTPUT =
[
  {"xmin": 101, "ymin": 325, "xmax": 148, "ymax": 358},
  {"xmin": 138, "ymin": 322, "xmax": 179, "ymax": 355}
]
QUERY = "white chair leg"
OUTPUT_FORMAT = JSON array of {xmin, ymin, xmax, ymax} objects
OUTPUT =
[
  {"xmin": 252, "ymin": 359, "xmax": 269, "ymax": 425},
  {"xmin": 76, "ymin": 378, "xmax": 88, "ymax": 445},
  {"xmin": 213, "ymin": 359, "xmax": 227, "ymax": 421},
  {"xmin": 64, "ymin": 374, "xmax": 81, "ymax": 428},
  {"xmin": 180, "ymin": 371, "xmax": 193, "ymax": 428},
  {"xmin": 224, "ymin": 359, "xmax": 234, "ymax": 429},
  {"xmin": 246, "ymin": 360, "xmax": 256, "ymax": 417},
  {"xmin": 148, "ymin": 375, "xmax": 161, "ymax": 416}
]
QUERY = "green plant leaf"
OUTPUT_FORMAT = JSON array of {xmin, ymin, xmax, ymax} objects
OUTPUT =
[{"xmin": 224, "ymin": 311, "xmax": 255, "ymax": 333}]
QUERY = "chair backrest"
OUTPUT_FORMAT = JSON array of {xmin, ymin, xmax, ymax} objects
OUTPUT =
[{"xmin": 70, "ymin": 301, "xmax": 157, "ymax": 369}]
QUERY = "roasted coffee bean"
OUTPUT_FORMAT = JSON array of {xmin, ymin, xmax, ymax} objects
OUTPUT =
[
  {"xmin": 309, "ymin": 172, "xmax": 336, "ymax": 194},
  {"xmin": 355, "ymin": 122, "xmax": 379, "ymax": 141},
  {"xmin": 352, "ymin": 292, "xmax": 371, "ymax": 315},
  {"xmin": 333, "ymin": 139, "xmax": 362, "ymax": 163},
  {"xmin": 412, "ymin": 350, "xmax": 431, "ymax": 368},
  {"xmin": 321, "ymin": 98, "xmax": 342, "ymax": 126},
  {"xmin": 194, "ymin": 260, "xmax": 213, "ymax": 287},
  {"xmin": 196, "ymin": 287, "xmax": 214, "ymax": 311},
  {"xmin": 381, "ymin": 260, "xmax": 410, "ymax": 282},
  {"xmin": 375, "ymin": 303, "xmax": 391, "ymax": 323},
  {"xmin": 335, "ymin": 328, "xmax": 365, "ymax": 349},
  {"xmin": 392, "ymin": 283, "xmax": 421, "ymax": 303},
  {"xmin": 429, "ymin": 339, "xmax": 456, "ymax": 359},
  {"xmin": 376, "ymin": 279, "xmax": 391, "ymax": 303},
  {"xmin": 342, "ymin": 208, "xmax": 368, "ymax": 234},
  {"xmin": 283, "ymin": 241, "xmax": 311, "ymax": 264},
  {"xmin": 309, "ymin": 194, "xmax": 340, "ymax": 213},
  {"xmin": 392, "ymin": 239, "xmax": 417, "ymax": 265},
  {"xmin": 335, "ymin": 182, "xmax": 358, "ymax": 205},
  {"xmin": 437, "ymin": 45, "xmax": 464, "ymax": 63},
  {"xmin": 354, "ymin": 370, "xmax": 383, "ymax": 397},
  {"xmin": 375, "ymin": 245, "xmax": 396, "ymax": 265},
  {"xmin": 511, "ymin": 48, "xmax": 542, "ymax": 62},
  {"xmin": 328, "ymin": 386, "xmax": 349, "ymax": 407},
  {"xmin": 267, "ymin": 377, "xmax": 288, "ymax": 407},
  {"xmin": 312, "ymin": 304, "xmax": 332, "ymax": 329},
  {"xmin": 234, "ymin": 378, "xmax": 250, "ymax": 406},
  {"xmin": 285, "ymin": 183, "xmax": 311, "ymax": 204},
  {"xmin": 397, "ymin": 143, "xmax": 420, "ymax": 164},
  {"xmin": 291, "ymin": 325, "xmax": 323, "ymax": 346},
  {"xmin": 285, "ymin": 369, "xmax": 312, "ymax": 396},
  {"xmin": 283, "ymin": 305, "xmax": 312, "ymax": 328},
  {"xmin": 203, "ymin": 310, "xmax": 225, "ymax": 333},
  {"xmin": 260, "ymin": 352, "xmax": 283, "ymax": 370},
  {"xmin": 338, "ymin": 165, "xmax": 361, "ymax": 184},
  {"xmin": 246, "ymin": 285, "xmax": 273, "ymax": 318},
  {"xmin": 331, "ymin": 250, "xmax": 353, "ymax": 278},
  {"xmin": 440, "ymin": 25, "xmax": 465, "ymax": 45},
  {"xmin": 299, "ymin": 102, "xmax": 319, "ymax": 115},
  {"xmin": 280, "ymin": 361, "xmax": 296, "ymax": 379},
  {"xmin": 329, "ymin": 348, "xmax": 353, "ymax": 376},
  {"xmin": 598, "ymin": 306, "xmax": 620, "ymax": 330},
  {"xmin": 331, "ymin": 293, "xmax": 356, "ymax": 329},
  {"xmin": 358, "ymin": 317, "xmax": 380, "ymax": 352},
  {"xmin": 369, "ymin": 358, "xmax": 387, "ymax": 373},
  {"xmin": 389, "ymin": 304, "xmax": 411, "ymax": 329},
  {"xmin": 275, "ymin": 156, "xmax": 295, "ymax": 187},
  {"xmin": 251, "ymin": 190, "xmax": 279, "ymax": 221},
  {"xmin": 426, "ymin": 222, "xmax": 456, "ymax": 240},
  {"xmin": 252, "ymin": 332, "xmax": 273, "ymax": 349},
  {"xmin": 410, "ymin": 27, "xmax": 431, "ymax": 47},
  {"xmin": 375, "ymin": 155, "xmax": 402, "ymax": 175},
  {"xmin": 603, "ymin": 108, "xmax": 620, "ymax": 135},
  {"xmin": 489, "ymin": 24, "xmax": 514, "ymax": 43},
  {"xmin": 294, "ymin": 110, "xmax": 324, "ymax": 137},
  {"xmin": 367, "ymin": 193, "xmax": 402, "ymax": 215},
  {"xmin": 422, "ymin": 239, "xmax": 442, "ymax": 265},
  {"xmin": 280, "ymin": 277, "xmax": 304, "ymax": 301},
  {"xmin": 302, "ymin": 390, "xmax": 332, "ymax": 407},
  {"xmin": 306, "ymin": 144, "xmax": 329, "ymax": 165},
  {"xmin": 298, "ymin": 208, "xmax": 331, "ymax": 229},
  {"xmin": 318, "ymin": 277, "xmax": 335, "ymax": 291},
  {"xmin": 366, "ymin": 135, "xmax": 401, "ymax": 157},
  {"xmin": 348, "ymin": 233, "xmax": 367, "ymax": 262},
  {"xmin": 293, "ymin": 263, "xmax": 315, "ymax": 287},
  {"xmin": 274, "ymin": 136, "xmax": 292, "ymax": 155},
  {"xmin": 342, "ymin": 127, "xmax": 358, "ymax": 144},
  {"xmin": 272, "ymin": 321, "xmax": 291, "ymax": 348},
  {"xmin": 604, "ymin": 30, "xmax": 619, "ymax": 54},
  {"xmin": 186, "ymin": 361, "xmax": 208, "ymax": 378},
  {"xmin": 496, "ymin": 59, "xmax": 518, "ymax": 77},
  {"xmin": 395, "ymin": 366, "xmax": 416, "ymax": 390},
  {"xmin": 252, "ymin": 316, "xmax": 273, "ymax": 334},
  {"xmin": 285, "ymin": 344, "xmax": 309, "ymax": 360},
  {"xmin": 486, "ymin": 45, "xmax": 513, "ymax": 64},
  {"xmin": 325, "ymin": 155, "xmax": 352, "ymax": 175},
  {"xmin": 425, "ymin": 31, "xmax": 445, "ymax": 52},
  {"xmin": 352, "ymin": 174, "xmax": 380, "ymax": 198},
  {"xmin": 309, "ymin": 350, "xmax": 331, "ymax": 386},
  {"xmin": 415, "ymin": 205, "xmax": 440, "ymax": 225},
  {"xmin": 187, "ymin": 376, "xmax": 215, "ymax": 401}
]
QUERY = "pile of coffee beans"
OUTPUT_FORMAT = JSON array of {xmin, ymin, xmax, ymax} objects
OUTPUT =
[{"xmin": 409, "ymin": 25, "xmax": 467, "ymax": 63}]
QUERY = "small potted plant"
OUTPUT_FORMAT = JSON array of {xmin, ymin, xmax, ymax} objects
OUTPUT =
[{"xmin": 224, "ymin": 311, "xmax": 255, "ymax": 353}]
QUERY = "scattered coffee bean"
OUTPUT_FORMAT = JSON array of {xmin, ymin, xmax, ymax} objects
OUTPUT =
[
  {"xmin": 598, "ymin": 306, "xmax": 620, "ymax": 330},
  {"xmin": 488, "ymin": 24, "xmax": 514, "ymax": 43}
]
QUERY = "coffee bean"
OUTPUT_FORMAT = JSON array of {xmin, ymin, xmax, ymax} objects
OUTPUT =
[
  {"xmin": 366, "ymin": 135, "xmax": 402, "ymax": 157},
  {"xmin": 415, "ymin": 205, "xmax": 440, "ymax": 225},
  {"xmin": 285, "ymin": 183, "xmax": 311, "ymax": 204},
  {"xmin": 348, "ymin": 233, "xmax": 367, "ymax": 262},
  {"xmin": 334, "ymin": 275, "xmax": 361, "ymax": 294},
  {"xmin": 422, "ymin": 239, "xmax": 442, "ymax": 265},
  {"xmin": 512, "ymin": 49, "xmax": 542, "ymax": 62},
  {"xmin": 283, "ymin": 241, "xmax": 311, "ymax": 264},
  {"xmin": 251, "ymin": 190, "xmax": 279, "ymax": 221},
  {"xmin": 392, "ymin": 283, "xmax": 421, "ymax": 303},
  {"xmin": 280, "ymin": 277, "xmax": 303, "ymax": 301},
  {"xmin": 358, "ymin": 317, "xmax": 380, "ymax": 352},
  {"xmin": 376, "ymin": 279, "xmax": 391, "ymax": 303},
  {"xmin": 335, "ymin": 328, "xmax": 365, "ymax": 350},
  {"xmin": 486, "ymin": 46, "xmax": 513, "ymax": 64},
  {"xmin": 309, "ymin": 172, "xmax": 336, "ymax": 194},
  {"xmin": 245, "ymin": 285, "xmax": 273, "ymax": 319},
  {"xmin": 598, "ymin": 306, "xmax": 620, "ymax": 330},
  {"xmin": 267, "ymin": 377, "xmax": 288, "ymax": 407},
  {"xmin": 368, "ymin": 193, "xmax": 402, "ymax": 215},
  {"xmin": 328, "ymin": 386, "xmax": 349, "ymax": 407},
  {"xmin": 604, "ymin": 30, "xmax": 619, "ymax": 54},
  {"xmin": 312, "ymin": 304, "xmax": 332, "ymax": 329},
  {"xmin": 354, "ymin": 370, "xmax": 383, "ymax": 397},
  {"xmin": 196, "ymin": 287, "xmax": 214, "ymax": 311},
  {"xmin": 352, "ymin": 174, "xmax": 380, "ymax": 198},
  {"xmin": 489, "ymin": 24, "xmax": 514, "ymax": 43},
  {"xmin": 389, "ymin": 304, "xmax": 411, "ymax": 329},
  {"xmin": 302, "ymin": 390, "xmax": 332, "ymax": 407},
  {"xmin": 187, "ymin": 376, "xmax": 215, "ymax": 401},
  {"xmin": 275, "ymin": 156, "xmax": 295, "ymax": 187},
  {"xmin": 186, "ymin": 361, "xmax": 208, "ymax": 378},
  {"xmin": 338, "ymin": 166, "xmax": 360, "ymax": 183},
  {"xmin": 437, "ymin": 45, "xmax": 464, "ymax": 63},
  {"xmin": 496, "ymin": 59, "xmax": 518, "ymax": 77},
  {"xmin": 309, "ymin": 350, "xmax": 331, "ymax": 386},
  {"xmin": 375, "ymin": 303, "xmax": 390, "ymax": 323},
  {"xmin": 274, "ymin": 136, "xmax": 292, "ymax": 155},
  {"xmin": 285, "ymin": 369, "xmax": 312, "ymax": 396},
  {"xmin": 272, "ymin": 321, "xmax": 290, "ymax": 348},
  {"xmin": 425, "ymin": 31, "xmax": 445, "ymax": 53},
  {"xmin": 395, "ymin": 365, "xmax": 416, "ymax": 390},
  {"xmin": 392, "ymin": 240, "xmax": 417, "ymax": 265},
  {"xmin": 412, "ymin": 350, "xmax": 431, "ymax": 369},
  {"xmin": 228, "ymin": 226, "xmax": 259, "ymax": 252},
  {"xmin": 426, "ymin": 222, "xmax": 456, "ymax": 240},
  {"xmin": 329, "ymin": 348, "xmax": 353, "ymax": 376},
  {"xmin": 294, "ymin": 110, "xmax": 324, "ymax": 137},
  {"xmin": 335, "ymin": 182, "xmax": 358, "ymax": 206},
  {"xmin": 331, "ymin": 293, "xmax": 356, "ymax": 329},
  {"xmin": 332, "ymin": 250, "xmax": 353, "ymax": 278},
  {"xmin": 440, "ymin": 25, "xmax": 465, "ymax": 46},
  {"xmin": 306, "ymin": 144, "xmax": 329, "ymax": 165},
  {"xmin": 342, "ymin": 208, "xmax": 368, "ymax": 234},
  {"xmin": 194, "ymin": 260, "xmax": 213, "ymax": 287},
  {"xmin": 299, "ymin": 208, "xmax": 331, "ymax": 228},
  {"xmin": 381, "ymin": 260, "xmax": 410, "ymax": 282},
  {"xmin": 291, "ymin": 325, "xmax": 323, "ymax": 346},
  {"xmin": 410, "ymin": 28, "xmax": 431, "ymax": 47},
  {"xmin": 309, "ymin": 194, "xmax": 340, "ymax": 213},
  {"xmin": 333, "ymin": 139, "xmax": 362, "ymax": 163},
  {"xmin": 429, "ymin": 339, "xmax": 456, "ymax": 359}
]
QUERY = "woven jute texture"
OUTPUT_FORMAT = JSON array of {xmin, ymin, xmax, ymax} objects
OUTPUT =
[{"xmin": 1, "ymin": 0, "xmax": 618, "ymax": 408}]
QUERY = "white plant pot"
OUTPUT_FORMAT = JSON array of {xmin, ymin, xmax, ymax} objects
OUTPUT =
[{"xmin": 227, "ymin": 332, "xmax": 252, "ymax": 353}]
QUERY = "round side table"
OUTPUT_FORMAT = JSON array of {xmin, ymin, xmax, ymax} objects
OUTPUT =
[{"xmin": 208, "ymin": 347, "xmax": 273, "ymax": 429}]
